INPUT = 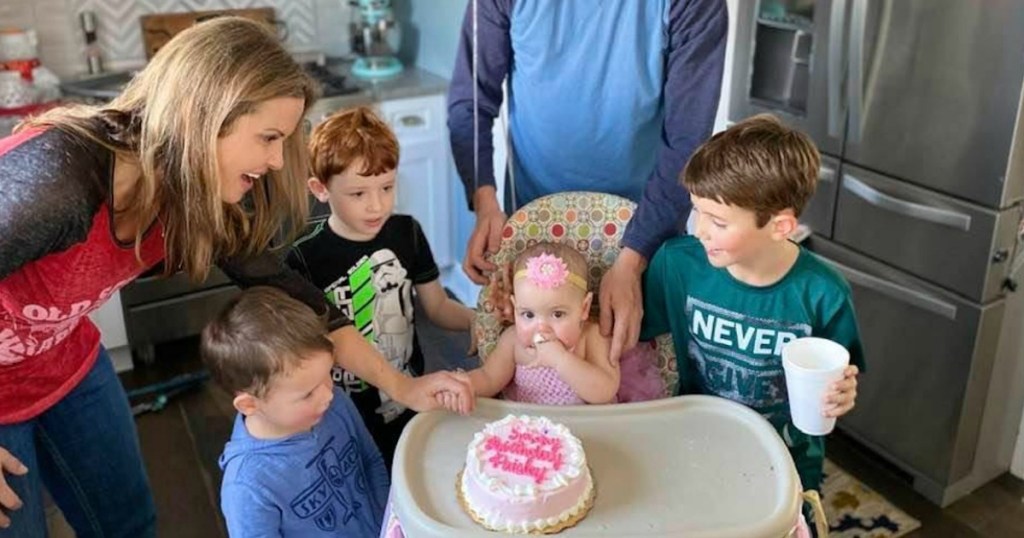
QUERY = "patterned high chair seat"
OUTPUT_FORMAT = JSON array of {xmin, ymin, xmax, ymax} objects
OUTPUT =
[{"xmin": 473, "ymin": 191, "xmax": 678, "ymax": 397}]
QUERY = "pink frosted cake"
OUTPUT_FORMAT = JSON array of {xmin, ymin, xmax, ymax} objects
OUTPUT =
[{"xmin": 458, "ymin": 415, "xmax": 594, "ymax": 534}]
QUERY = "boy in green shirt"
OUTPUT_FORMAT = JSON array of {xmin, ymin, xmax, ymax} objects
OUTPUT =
[{"xmin": 640, "ymin": 114, "xmax": 864, "ymax": 493}]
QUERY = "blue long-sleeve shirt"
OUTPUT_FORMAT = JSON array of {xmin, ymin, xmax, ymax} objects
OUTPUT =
[
  {"xmin": 219, "ymin": 388, "xmax": 390, "ymax": 537},
  {"xmin": 448, "ymin": 0, "xmax": 728, "ymax": 259}
]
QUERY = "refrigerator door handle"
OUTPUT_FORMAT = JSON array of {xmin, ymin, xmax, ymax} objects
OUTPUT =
[
  {"xmin": 847, "ymin": 0, "xmax": 868, "ymax": 142},
  {"xmin": 843, "ymin": 174, "xmax": 973, "ymax": 231},
  {"xmin": 819, "ymin": 257, "xmax": 959, "ymax": 320},
  {"xmin": 820, "ymin": 163, "xmax": 837, "ymax": 183},
  {"xmin": 828, "ymin": 0, "xmax": 849, "ymax": 138}
]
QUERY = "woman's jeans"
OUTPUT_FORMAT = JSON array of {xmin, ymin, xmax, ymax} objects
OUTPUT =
[{"xmin": 0, "ymin": 347, "xmax": 156, "ymax": 538}]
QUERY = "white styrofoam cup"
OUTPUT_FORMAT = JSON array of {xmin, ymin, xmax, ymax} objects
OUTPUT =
[{"xmin": 782, "ymin": 337, "xmax": 850, "ymax": 435}]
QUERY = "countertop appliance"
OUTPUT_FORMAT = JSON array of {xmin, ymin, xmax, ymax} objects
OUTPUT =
[
  {"xmin": 349, "ymin": 0, "xmax": 402, "ymax": 79},
  {"xmin": 730, "ymin": 0, "xmax": 1024, "ymax": 506}
]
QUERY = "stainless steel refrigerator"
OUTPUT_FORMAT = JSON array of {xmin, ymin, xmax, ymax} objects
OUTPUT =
[{"xmin": 729, "ymin": 0, "xmax": 1024, "ymax": 506}]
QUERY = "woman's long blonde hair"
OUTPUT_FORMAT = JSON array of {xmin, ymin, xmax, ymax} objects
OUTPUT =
[{"xmin": 23, "ymin": 17, "xmax": 317, "ymax": 281}]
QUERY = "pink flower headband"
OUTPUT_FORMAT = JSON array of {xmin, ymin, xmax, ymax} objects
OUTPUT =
[{"xmin": 513, "ymin": 253, "xmax": 588, "ymax": 291}]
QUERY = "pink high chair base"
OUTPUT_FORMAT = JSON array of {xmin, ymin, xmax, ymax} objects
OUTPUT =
[{"xmin": 472, "ymin": 191, "xmax": 678, "ymax": 399}]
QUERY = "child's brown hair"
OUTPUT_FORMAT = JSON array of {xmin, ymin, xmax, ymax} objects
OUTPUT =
[
  {"xmin": 513, "ymin": 241, "xmax": 590, "ymax": 291},
  {"xmin": 309, "ymin": 106, "xmax": 399, "ymax": 183},
  {"xmin": 201, "ymin": 287, "xmax": 333, "ymax": 397},
  {"xmin": 683, "ymin": 114, "xmax": 820, "ymax": 227}
]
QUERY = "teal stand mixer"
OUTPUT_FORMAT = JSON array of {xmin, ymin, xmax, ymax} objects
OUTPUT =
[{"xmin": 350, "ymin": 0, "xmax": 403, "ymax": 79}]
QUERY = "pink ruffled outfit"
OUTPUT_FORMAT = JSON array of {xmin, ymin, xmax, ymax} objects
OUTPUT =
[
  {"xmin": 501, "ymin": 342, "xmax": 667, "ymax": 405},
  {"xmin": 502, "ymin": 365, "xmax": 586, "ymax": 405},
  {"xmin": 616, "ymin": 341, "xmax": 668, "ymax": 403}
]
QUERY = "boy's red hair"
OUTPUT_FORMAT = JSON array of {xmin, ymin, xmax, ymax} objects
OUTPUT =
[{"xmin": 309, "ymin": 106, "xmax": 399, "ymax": 183}]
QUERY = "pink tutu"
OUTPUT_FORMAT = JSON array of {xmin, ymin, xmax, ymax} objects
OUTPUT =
[
  {"xmin": 616, "ymin": 341, "xmax": 668, "ymax": 403},
  {"xmin": 380, "ymin": 495, "xmax": 405, "ymax": 538}
]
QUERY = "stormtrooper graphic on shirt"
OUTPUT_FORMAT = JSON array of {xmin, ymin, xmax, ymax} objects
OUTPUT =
[{"xmin": 287, "ymin": 215, "xmax": 437, "ymax": 424}]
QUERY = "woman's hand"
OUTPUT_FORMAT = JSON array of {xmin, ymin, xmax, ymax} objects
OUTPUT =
[
  {"xmin": 0, "ymin": 446, "xmax": 27, "ymax": 529},
  {"xmin": 823, "ymin": 365, "xmax": 859, "ymax": 418}
]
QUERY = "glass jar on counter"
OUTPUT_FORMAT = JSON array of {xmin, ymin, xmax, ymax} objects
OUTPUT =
[{"xmin": 0, "ymin": 70, "xmax": 40, "ymax": 109}]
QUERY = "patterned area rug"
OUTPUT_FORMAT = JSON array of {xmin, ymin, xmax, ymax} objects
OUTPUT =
[{"xmin": 823, "ymin": 459, "xmax": 922, "ymax": 537}]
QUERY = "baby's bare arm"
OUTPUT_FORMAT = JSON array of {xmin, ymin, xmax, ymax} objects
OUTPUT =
[{"xmin": 467, "ymin": 328, "xmax": 518, "ymax": 397}]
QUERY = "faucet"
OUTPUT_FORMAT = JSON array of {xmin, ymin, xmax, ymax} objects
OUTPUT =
[{"xmin": 80, "ymin": 11, "xmax": 103, "ymax": 75}]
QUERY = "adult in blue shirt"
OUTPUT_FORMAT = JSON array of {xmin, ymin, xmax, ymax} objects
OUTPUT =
[{"xmin": 448, "ymin": 0, "xmax": 728, "ymax": 361}]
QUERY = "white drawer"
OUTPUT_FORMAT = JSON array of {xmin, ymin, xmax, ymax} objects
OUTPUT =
[{"xmin": 377, "ymin": 94, "xmax": 445, "ymax": 144}]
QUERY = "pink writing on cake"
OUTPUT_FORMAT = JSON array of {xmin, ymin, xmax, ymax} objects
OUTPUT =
[
  {"xmin": 483, "ymin": 428, "xmax": 565, "ymax": 484},
  {"xmin": 509, "ymin": 427, "xmax": 562, "ymax": 448}
]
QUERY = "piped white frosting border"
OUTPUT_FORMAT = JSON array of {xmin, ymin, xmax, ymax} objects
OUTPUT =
[{"xmin": 460, "ymin": 469, "xmax": 594, "ymax": 534}]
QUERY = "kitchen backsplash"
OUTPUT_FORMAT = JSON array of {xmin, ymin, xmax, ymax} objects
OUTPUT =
[{"xmin": 1, "ymin": 0, "xmax": 352, "ymax": 79}]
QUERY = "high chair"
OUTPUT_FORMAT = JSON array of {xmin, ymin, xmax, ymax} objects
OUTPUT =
[
  {"xmin": 466, "ymin": 191, "xmax": 829, "ymax": 535},
  {"xmin": 471, "ymin": 191, "xmax": 678, "ymax": 397}
]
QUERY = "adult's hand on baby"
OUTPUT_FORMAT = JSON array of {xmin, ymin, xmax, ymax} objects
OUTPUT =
[
  {"xmin": 600, "ymin": 248, "xmax": 647, "ymax": 364},
  {"xmin": 485, "ymin": 264, "xmax": 515, "ymax": 325},
  {"xmin": 0, "ymin": 446, "xmax": 28, "ymax": 529},
  {"xmin": 823, "ymin": 365, "xmax": 859, "ymax": 418},
  {"xmin": 464, "ymin": 194, "xmax": 507, "ymax": 285}
]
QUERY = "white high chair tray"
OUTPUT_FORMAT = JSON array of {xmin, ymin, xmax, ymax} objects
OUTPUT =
[{"xmin": 391, "ymin": 396, "xmax": 802, "ymax": 537}]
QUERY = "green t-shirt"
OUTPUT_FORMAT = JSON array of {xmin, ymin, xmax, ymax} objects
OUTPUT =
[{"xmin": 640, "ymin": 236, "xmax": 865, "ymax": 490}]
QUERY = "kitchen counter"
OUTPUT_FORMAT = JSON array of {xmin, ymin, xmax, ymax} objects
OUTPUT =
[
  {"xmin": 59, "ymin": 59, "xmax": 450, "ymax": 123},
  {"xmin": 307, "ymin": 60, "xmax": 449, "ymax": 123}
]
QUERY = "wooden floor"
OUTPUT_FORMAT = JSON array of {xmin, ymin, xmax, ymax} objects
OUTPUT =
[{"xmin": 49, "ymin": 310, "xmax": 1024, "ymax": 537}]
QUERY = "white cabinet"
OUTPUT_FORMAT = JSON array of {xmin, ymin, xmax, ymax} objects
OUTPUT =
[
  {"xmin": 377, "ymin": 94, "xmax": 454, "ymax": 271},
  {"xmin": 89, "ymin": 291, "xmax": 127, "ymax": 349},
  {"xmin": 88, "ymin": 291, "xmax": 134, "ymax": 372}
]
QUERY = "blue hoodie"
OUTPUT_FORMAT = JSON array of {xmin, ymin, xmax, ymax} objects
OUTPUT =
[{"xmin": 218, "ymin": 388, "xmax": 390, "ymax": 537}]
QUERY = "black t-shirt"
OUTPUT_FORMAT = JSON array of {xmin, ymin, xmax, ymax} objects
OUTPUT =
[{"xmin": 286, "ymin": 214, "xmax": 438, "ymax": 423}]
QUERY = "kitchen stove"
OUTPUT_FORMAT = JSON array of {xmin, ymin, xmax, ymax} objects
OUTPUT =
[{"xmin": 302, "ymin": 62, "xmax": 360, "ymax": 98}]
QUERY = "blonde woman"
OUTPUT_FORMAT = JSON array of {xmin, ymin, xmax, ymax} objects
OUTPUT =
[{"xmin": 0, "ymin": 17, "xmax": 471, "ymax": 536}]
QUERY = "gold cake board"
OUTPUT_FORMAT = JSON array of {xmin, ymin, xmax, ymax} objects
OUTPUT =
[{"xmin": 455, "ymin": 469, "xmax": 596, "ymax": 535}]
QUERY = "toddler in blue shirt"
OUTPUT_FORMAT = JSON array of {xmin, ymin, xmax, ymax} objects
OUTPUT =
[{"xmin": 202, "ymin": 287, "xmax": 389, "ymax": 537}]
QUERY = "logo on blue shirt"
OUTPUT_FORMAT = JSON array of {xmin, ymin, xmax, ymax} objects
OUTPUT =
[{"xmin": 290, "ymin": 437, "xmax": 367, "ymax": 532}]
